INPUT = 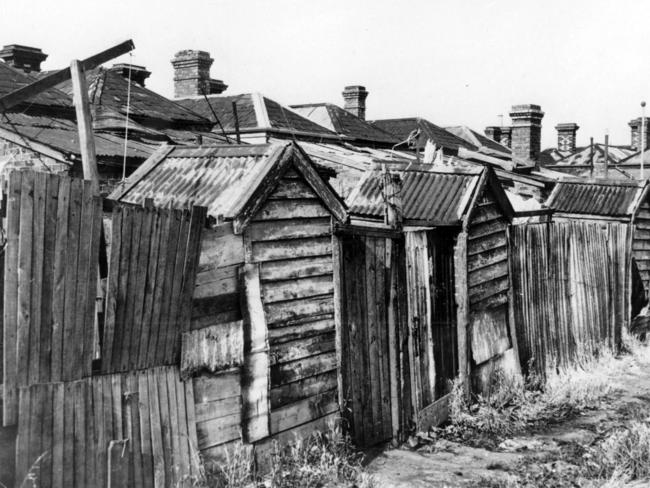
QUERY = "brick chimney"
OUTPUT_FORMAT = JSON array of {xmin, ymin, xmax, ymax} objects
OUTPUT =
[
  {"xmin": 342, "ymin": 85, "xmax": 368, "ymax": 120},
  {"xmin": 509, "ymin": 104, "xmax": 544, "ymax": 162},
  {"xmin": 484, "ymin": 126, "xmax": 501, "ymax": 142},
  {"xmin": 0, "ymin": 45, "xmax": 47, "ymax": 73},
  {"xmin": 555, "ymin": 123, "xmax": 579, "ymax": 152},
  {"xmin": 110, "ymin": 63, "xmax": 151, "ymax": 87},
  {"xmin": 499, "ymin": 127, "xmax": 512, "ymax": 148},
  {"xmin": 628, "ymin": 117, "xmax": 650, "ymax": 150},
  {"xmin": 171, "ymin": 50, "xmax": 228, "ymax": 99}
]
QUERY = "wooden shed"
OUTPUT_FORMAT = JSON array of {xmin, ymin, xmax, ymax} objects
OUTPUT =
[
  {"xmin": 338, "ymin": 162, "xmax": 518, "ymax": 446},
  {"xmin": 110, "ymin": 141, "xmax": 348, "ymax": 462},
  {"xmin": 546, "ymin": 178, "xmax": 650, "ymax": 302}
]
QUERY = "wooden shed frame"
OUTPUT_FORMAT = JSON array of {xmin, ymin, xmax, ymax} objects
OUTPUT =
[
  {"xmin": 110, "ymin": 141, "xmax": 351, "ymax": 463},
  {"xmin": 339, "ymin": 164, "xmax": 519, "ymax": 445}
]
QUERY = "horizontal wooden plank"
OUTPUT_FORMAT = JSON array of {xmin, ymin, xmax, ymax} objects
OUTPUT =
[
  {"xmin": 181, "ymin": 321, "xmax": 244, "ymax": 376},
  {"xmin": 468, "ymin": 232, "xmax": 508, "ymax": 256},
  {"xmin": 471, "ymin": 204, "xmax": 503, "ymax": 225},
  {"xmin": 197, "ymin": 413, "xmax": 241, "ymax": 449},
  {"xmin": 268, "ymin": 179, "xmax": 315, "ymax": 199},
  {"xmin": 270, "ymin": 332, "xmax": 336, "ymax": 365},
  {"xmin": 194, "ymin": 264, "xmax": 240, "ymax": 299},
  {"xmin": 270, "ymin": 370, "xmax": 337, "ymax": 409},
  {"xmin": 271, "ymin": 351, "xmax": 337, "ymax": 387},
  {"xmin": 198, "ymin": 230, "xmax": 244, "ymax": 270},
  {"xmin": 267, "ymin": 316, "xmax": 335, "ymax": 345},
  {"xmin": 470, "ymin": 306, "xmax": 511, "ymax": 364},
  {"xmin": 467, "ymin": 245, "xmax": 508, "ymax": 273},
  {"xmin": 469, "ymin": 291, "xmax": 508, "ymax": 311},
  {"xmin": 468, "ymin": 260, "xmax": 509, "ymax": 288},
  {"xmin": 264, "ymin": 294, "xmax": 335, "ymax": 325},
  {"xmin": 192, "ymin": 293, "xmax": 240, "ymax": 320},
  {"xmin": 270, "ymin": 389, "xmax": 338, "ymax": 434},
  {"xmin": 635, "ymin": 258, "xmax": 650, "ymax": 270},
  {"xmin": 261, "ymin": 275, "xmax": 334, "ymax": 304},
  {"xmin": 260, "ymin": 255, "xmax": 333, "ymax": 282},
  {"xmin": 252, "ymin": 237, "xmax": 332, "ymax": 262},
  {"xmin": 469, "ymin": 275, "xmax": 509, "ymax": 304},
  {"xmin": 633, "ymin": 240, "xmax": 650, "ymax": 251},
  {"xmin": 195, "ymin": 396, "xmax": 242, "ymax": 423},
  {"xmin": 247, "ymin": 218, "xmax": 331, "ymax": 242},
  {"xmin": 193, "ymin": 371, "xmax": 241, "ymax": 404},
  {"xmin": 252, "ymin": 199, "xmax": 329, "ymax": 221},
  {"xmin": 190, "ymin": 310, "xmax": 241, "ymax": 330},
  {"xmin": 469, "ymin": 219, "xmax": 508, "ymax": 241},
  {"xmin": 634, "ymin": 229, "xmax": 650, "ymax": 240}
]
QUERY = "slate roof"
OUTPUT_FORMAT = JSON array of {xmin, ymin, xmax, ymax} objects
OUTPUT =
[
  {"xmin": 291, "ymin": 103, "xmax": 398, "ymax": 145},
  {"xmin": 445, "ymin": 125, "xmax": 511, "ymax": 156},
  {"xmin": 347, "ymin": 163, "xmax": 484, "ymax": 225},
  {"xmin": 369, "ymin": 117, "xmax": 476, "ymax": 152},
  {"xmin": 57, "ymin": 68, "xmax": 211, "ymax": 128},
  {"xmin": 0, "ymin": 61, "xmax": 73, "ymax": 110},
  {"xmin": 0, "ymin": 111, "xmax": 155, "ymax": 160},
  {"xmin": 546, "ymin": 179, "xmax": 647, "ymax": 217},
  {"xmin": 176, "ymin": 93, "xmax": 339, "ymax": 140}
]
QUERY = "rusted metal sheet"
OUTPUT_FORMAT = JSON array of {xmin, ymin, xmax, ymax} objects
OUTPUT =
[
  {"xmin": 547, "ymin": 179, "xmax": 645, "ymax": 217},
  {"xmin": 348, "ymin": 167, "xmax": 481, "ymax": 224}
]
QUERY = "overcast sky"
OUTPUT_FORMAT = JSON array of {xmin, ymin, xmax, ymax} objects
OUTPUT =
[{"xmin": 3, "ymin": 0, "xmax": 649, "ymax": 148}]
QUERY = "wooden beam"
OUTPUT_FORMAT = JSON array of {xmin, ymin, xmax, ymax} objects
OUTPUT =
[
  {"xmin": 70, "ymin": 60, "xmax": 99, "ymax": 193},
  {"xmin": 0, "ymin": 40, "xmax": 135, "ymax": 112}
]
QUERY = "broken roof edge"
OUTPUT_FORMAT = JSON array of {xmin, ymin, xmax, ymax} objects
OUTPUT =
[{"xmin": 0, "ymin": 124, "xmax": 72, "ymax": 164}]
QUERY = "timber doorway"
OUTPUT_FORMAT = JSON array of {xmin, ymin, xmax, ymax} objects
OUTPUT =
[
  {"xmin": 404, "ymin": 230, "xmax": 458, "ymax": 429},
  {"xmin": 338, "ymin": 232, "xmax": 406, "ymax": 447}
]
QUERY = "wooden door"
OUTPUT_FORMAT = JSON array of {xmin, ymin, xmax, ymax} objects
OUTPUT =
[
  {"xmin": 405, "ymin": 230, "xmax": 457, "ymax": 430},
  {"xmin": 339, "ymin": 234, "xmax": 393, "ymax": 447}
]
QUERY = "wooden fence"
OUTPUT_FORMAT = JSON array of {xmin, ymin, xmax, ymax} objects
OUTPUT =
[
  {"xmin": 15, "ymin": 366, "xmax": 199, "ymax": 488},
  {"xmin": 3, "ymin": 171, "xmax": 102, "ymax": 426},
  {"xmin": 101, "ymin": 204, "xmax": 206, "ymax": 374},
  {"xmin": 510, "ymin": 221, "xmax": 629, "ymax": 373}
]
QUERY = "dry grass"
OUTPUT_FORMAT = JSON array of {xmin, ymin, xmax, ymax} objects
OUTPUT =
[
  {"xmin": 442, "ymin": 344, "xmax": 619, "ymax": 446},
  {"xmin": 200, "ymin": 419, "xmax": 375, "ymax": 488}
]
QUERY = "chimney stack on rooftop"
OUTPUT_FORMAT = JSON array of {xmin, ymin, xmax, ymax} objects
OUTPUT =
[
  {"xmin": 509, "ymin": 104, "xmax": 544, "ymax": 162},
  {"xmin": 555, "ymin": 123, "xmax": 579, "ymax": 152},
  {"xmin": 171, "ymin": 50, "xmax": 228, "ymax": 99},
  {"xmin": 628, "ymin": 117, "xmax": 650, "ymax": 151},
  {"xmin": 342, "ymin": 85, "xmax": 368, "ymax": 120},
  {"xmin": 0, "ymin": 44, "xmax": 47, "ymax": 73},
  {"xmin": 485, "ymin": 125, "xmax": 512, "ymax": 148},
  {"xmin": 110, "ymin": 63, "xmax": 151, "ymax": 87}
]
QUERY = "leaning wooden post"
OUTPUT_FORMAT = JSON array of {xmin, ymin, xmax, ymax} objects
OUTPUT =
[
  {"xmin": 383, "ymin": 166, "xmax": 402, "ymax": 230},
  {"xmin": 70, "ymin": 59, "xmax": 100, "ymax": 193}
]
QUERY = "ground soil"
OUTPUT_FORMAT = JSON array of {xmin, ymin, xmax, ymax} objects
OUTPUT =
[{"xmin": 366, "ymin": 350, "xmax": 650, "ymax": 487}]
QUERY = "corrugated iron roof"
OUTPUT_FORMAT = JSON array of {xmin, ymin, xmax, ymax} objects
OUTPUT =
[
  {"xmin": 0, "ymin": 62, "xmax": 73, "ymax": 110},
  {"xmin": 546, "ymin": 179, "xmax": 646, "ymax": 217},
  {"xmin": 111, "ymin": 143, "xmax": 288, "ymax": 218},
  {"xmin": 347, "ymin": 164, "xmax": 482, "ymax": 224}
]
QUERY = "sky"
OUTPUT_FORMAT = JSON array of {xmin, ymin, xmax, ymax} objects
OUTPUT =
[{"xmin": 2, "ymin": 0, "xmax": 649, "ymax": 149}]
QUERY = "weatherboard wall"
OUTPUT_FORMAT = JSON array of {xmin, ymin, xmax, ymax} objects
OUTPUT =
[
  {"xmin": 247, "ymin": 168, "xmax": 339, "ymax": 439},
  {"xmin": 633, "ymin": 200, "xmax": 650, "ymax": 295}
]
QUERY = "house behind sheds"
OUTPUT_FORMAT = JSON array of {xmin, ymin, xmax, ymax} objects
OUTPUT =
[
  {"xmin": 339, "ymin": 161, "xmax": 518, "ymax": 446},
  {"xmin": 110, "ymin": 141, "xmax": 348, "ymax": 461}
]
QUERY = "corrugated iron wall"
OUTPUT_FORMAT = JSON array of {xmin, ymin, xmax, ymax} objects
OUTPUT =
[{"xmin": 511, "ymin": 222, "xmax": 629, "ymax": 373}]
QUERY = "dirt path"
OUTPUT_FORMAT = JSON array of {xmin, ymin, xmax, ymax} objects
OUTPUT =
[{"xmin": 366, "ymin": 349, "xmax": 650, "ymax": 487}]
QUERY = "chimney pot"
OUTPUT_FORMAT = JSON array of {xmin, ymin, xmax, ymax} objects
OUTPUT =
[
  {"xmin": 509, "ymin": 104, "xmax": 544, "ymax": 162},
  {"xmin": 555, "ymin": 123, "xmax": 579, "ymax": 152},
  {"xmin": 110, "ymin": 63, "xmax": 151, "ymax": 87},
  {"xmin": 485, "ymin": 126, "xmax": 502, "ymax": 142},
  {"xmin": 171, "ymin": 49, "xmax": 228, "ymax": 99},
  {"xmin": 342, "ymin": 85, "xmax": 368, "ymax": 120},
  {"xmin": 0, "ymin": 44, "xmax": 47, "ymax": 73},
  {"xmin": 628, "ymin": 117, "xmax": 650, "ymax": 151}
]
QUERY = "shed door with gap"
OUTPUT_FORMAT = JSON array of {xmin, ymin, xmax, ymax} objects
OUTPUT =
[
  {"xmin": 405, "ymin": 230, "xmax": 457, "ymax": 422},
  {"xmin": 339, "ymin": 234, "xmax": 393, "ymax": 447}
]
